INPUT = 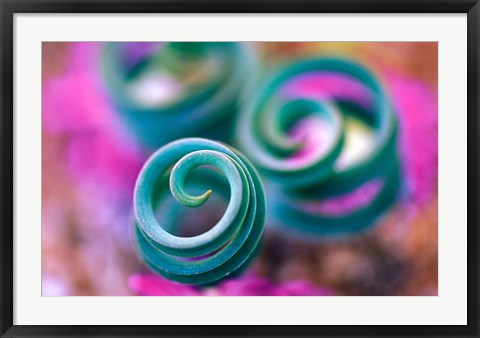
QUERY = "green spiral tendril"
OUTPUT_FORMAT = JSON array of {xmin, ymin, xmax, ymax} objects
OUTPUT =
[
  {"xmin": 133, "ymin": 138, "xmax": 266, "ymax": 284},
  {"xmin": 237, "ymin": 57, "xmax": 400, "ymax": 236},
  {"xmin": 102, "ymin": 42, "xmax": 257, "ymax": 149}
]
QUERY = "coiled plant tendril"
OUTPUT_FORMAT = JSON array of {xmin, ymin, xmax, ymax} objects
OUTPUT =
[
  {"xmin": 102, "ymin": 42, "xmax": 255, "ymax": 149},
  {"xmin": 237, "ymin": 57, "xmax": 400, "ymax": 236},
  {"xmin": 133, "ymin": 138, "xmax": 266, "ymax": 284}
]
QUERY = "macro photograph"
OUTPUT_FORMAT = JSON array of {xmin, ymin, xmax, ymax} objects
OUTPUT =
[{"xmin": 41, "ymin": 41, "xmax": 438, "ymax": 297}]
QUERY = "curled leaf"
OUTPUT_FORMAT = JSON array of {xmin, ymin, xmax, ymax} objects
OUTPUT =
[
  {"xmin": 133, "ymin": 138, "xmax": 266, "ymax": 284},
  {"xmin": 237, "ymin": 58, "xmax": 401, "ymax": 236},
  {"xmin": 101, "ymin": 42, "xmax": 256, "ymax": 149}
]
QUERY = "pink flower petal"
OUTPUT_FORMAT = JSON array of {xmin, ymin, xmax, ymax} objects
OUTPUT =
[
  {"xmin": 129, "ymin": 274, "xmax": 201, "ymax": 296},
  {"xmin": 282, "ymin": 72, "xmax": 373, "ymax": 109},
  {"xmin": 386, "ymin": 70, "xmax": 438, "ymax": 206},
  {"xmin": 217, "ymin": 276, "xmax": 277, "ymax": 296},
  {"xmin": 279, "ymin": 280, "xmax": 333, "ymax": 296},
  {"xmin": 43, "ymin": 42, "xmax": 145, "ymax": 199},
  {"xmin": 129, "ymin": 274, "xmax": 333, "ymax": 296}
]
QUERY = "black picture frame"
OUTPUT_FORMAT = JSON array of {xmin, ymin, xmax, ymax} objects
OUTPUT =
[{"xmin": 1, "ymin": 0, "xmax": 479, "ymax": 337}]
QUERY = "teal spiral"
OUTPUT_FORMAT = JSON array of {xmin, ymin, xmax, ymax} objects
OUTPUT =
[
  {"xmin": 101, "ymin": 42, "xmax": 255, "ymax": 149},
  {"xmin": 236, "ymin": 57, "xmax": 401, "ymax": 236},
  {"xmin": 133, "ymin": 138, "xmax": 266, "ymax": 284}
]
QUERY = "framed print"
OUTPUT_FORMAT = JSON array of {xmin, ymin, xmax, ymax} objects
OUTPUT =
[{"xmin": 1, "ymin": 0, "xmax": 479, "ymax": 337}]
